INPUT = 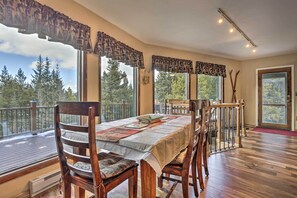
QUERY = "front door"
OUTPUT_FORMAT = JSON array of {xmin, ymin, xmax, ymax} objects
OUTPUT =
[{"xmin": 258, "ymin": 67, "xmax": 292, "ymax": 130}]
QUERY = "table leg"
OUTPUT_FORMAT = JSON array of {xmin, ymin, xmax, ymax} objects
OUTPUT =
[{"xmin": 141, "ymin": 160, "xmax": 156, "ymax": 198}]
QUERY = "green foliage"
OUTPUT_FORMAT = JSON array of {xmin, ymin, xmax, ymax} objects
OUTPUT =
[
  {"xmin": 155, "ymin": 71, "xmax": 187, "ymax": 104},
  {"xmin": 0, "ymin": 55, "xmax": 77, "ymax": 108},
  {"xmin": 101, "ymin": 59, "xmax": 133, "ymax": 104},
  {"xmin": 198, "ymin": 74, "xmax": 221, "ymax": 100}
]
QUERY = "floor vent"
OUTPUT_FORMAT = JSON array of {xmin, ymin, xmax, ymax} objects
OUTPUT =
[{"xmin": 29, "ymin": 169, "xmax": 61, "ymax": 197}]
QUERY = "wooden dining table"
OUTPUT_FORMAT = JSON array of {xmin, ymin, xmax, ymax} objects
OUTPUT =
[{"xmin": 65, "ymin": 114, "xmax": 192, "ymax": 198}]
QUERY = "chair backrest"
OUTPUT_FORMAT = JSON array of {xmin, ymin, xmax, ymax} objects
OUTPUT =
[
  {"xmin": 54, "ymin": 102, "xmax": 102, "ymax": 186},
  {"xmin": 165, "ymin": 99, "xmax": 190, "ymax": 115},
  {"xmin": 181, "ymin": 99, "xmax": 209, "ymax": 169}
]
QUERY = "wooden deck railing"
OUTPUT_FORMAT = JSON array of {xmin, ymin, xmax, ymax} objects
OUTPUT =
[
  {"xmin": 206, "ymin": 99, "xmax": 246, "ymax": 154},
  {"xmin": 0, "ymin": 101, "xmax": 134, "ymax": 138}
]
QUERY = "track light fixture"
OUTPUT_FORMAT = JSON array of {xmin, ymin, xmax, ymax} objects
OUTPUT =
[{"xmin": 218, "ymin": 8, "xmax": 257, "ymax": 52}]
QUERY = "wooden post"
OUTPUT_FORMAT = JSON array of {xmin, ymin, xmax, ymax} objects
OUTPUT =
[
  {"xmin": 30, "ymin": 101, "xmax": 37, "ymax": 135},
  {"xmin": 216, "ymin": 101, "xmax": 222, "ymax": 150},
  {"xmin": 241, "ymin": 99, "xmax": 247, "ymax": 137},
  {"xmin": 236, "ymin": 100, "xmax": 242, "ymax": 148},
  {"xmin": 122, "ymin": 100, "xmax": 126, "ymax": 119}
]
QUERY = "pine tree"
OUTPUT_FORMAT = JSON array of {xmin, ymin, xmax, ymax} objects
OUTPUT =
[
  {"xmin": 31, "ymin": 55, "xmax": 44, "ymax": 105},
  {"xmin": 155, "ymin": 71, "xmax": 172, "ymax": 104},
  {"xmin": 101, "ymin": 59, "xmax": 132, "ymax": 104}
]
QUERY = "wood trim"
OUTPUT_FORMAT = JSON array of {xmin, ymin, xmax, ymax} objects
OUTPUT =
[
  {"xmin": 258, "ymin": 67, "xmax": 292, "ymax": 130},
  {"xmin": 137, "ymin": 68, "xmax": 140, "ymax": 116},
  {"xmin": 188, "ymin": 73, "xmax": 191, "ymax": 99},
  {"xmin": 152, "ymin": 69, "xmax": 155, "ymax": 113},
  {"xmin": 98, "ymin": 56, "xmax": 102, "ymax": 123},
  {"xmin": 0, "ymin": 157, "xmax": 59, "ymax": 184},
  {"xmin": 82, "ymin": 52, "xmax": 88, "ymax": 102}
]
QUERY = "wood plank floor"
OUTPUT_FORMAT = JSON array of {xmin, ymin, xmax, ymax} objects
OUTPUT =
[
  {"xmin": 33, "ymin": 130, "xmax": 297, "ymax": 197},
  {"xmin": 0, "ymin": 131, "xmax": 56, "ymax": 174}
]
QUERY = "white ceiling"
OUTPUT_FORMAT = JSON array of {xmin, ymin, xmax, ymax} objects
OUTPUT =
[{"xmin": 75, "ymin": 0, "xmax": 297, "ymax": 60}]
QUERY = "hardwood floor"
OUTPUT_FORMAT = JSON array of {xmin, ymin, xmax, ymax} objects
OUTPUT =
[{"xmin": 36, "ymin": 130, "xmax": 297, "ymax": 198}]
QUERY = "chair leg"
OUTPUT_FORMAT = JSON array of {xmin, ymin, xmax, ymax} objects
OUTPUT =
[
  {"xmin": 197, "ymin": 149, "xmax": 204, "ymax": 190},
  {"xmin": 181, "ymin": 171, "xmax": 189, "ymax": 198},
  {"xmin": 129, "ymin": 167, "xmax": 138, "ymax": 198},
  {"xmin": 191, "ymin": 159, "xmax": 199, "ymax": 197},
  {"xmin": 158, "ymin": 173, "xmax": 163, "ymax": 188},
  {"xmin": 94, "ymin": 185, "xmax": 107, "ymax": 198},
  {"xmin": 62, "ymin": 181, "xmax": 71, "ymax": 198},
  {"xmin": 203, "ymin": 143, "xmax": 209, "ymax": 176}
]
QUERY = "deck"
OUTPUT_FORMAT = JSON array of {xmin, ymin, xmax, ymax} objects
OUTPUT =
[{"xmin": 0, "ymin": 131, "xmax": 57, "ymax": 175}]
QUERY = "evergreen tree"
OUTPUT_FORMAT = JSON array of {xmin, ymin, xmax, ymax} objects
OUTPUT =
[
  {"xmin": 31, "ymin": 55, "xmax": 44, "ymax": 105},
  {"xmin": 101, "ymin": 59, "xmax": 133, "ymax": 104},
  {"xmin": 155, "ymin": 71, "xmax": 172, "ymax": 104}
]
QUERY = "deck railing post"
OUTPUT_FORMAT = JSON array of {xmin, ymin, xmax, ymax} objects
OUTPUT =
[
  {"xmin": 122, "ymin": 100, "xmax": 126, "ymax": 119},
  {"xmin": 236, "ymin": 100, "xmax": 242, "ymax": 148},
  {"xmin": 30, "ymin": 101, "xmax": 37, "ymax": 135},
  {"xmin": 241, "ymin": 99, "xmax": 247, "ymax": 136}
]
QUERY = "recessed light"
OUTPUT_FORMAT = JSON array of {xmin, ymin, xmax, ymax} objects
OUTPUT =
[
  {"xmin": 245, "ymin": 44, "xmax": 250, "ymax": 48},
  {"xmin": 229, "ymin": 28, "xmax": 234, "ymax": 33},
  {"xmin": 252, "ymin": 49, "xmax": 256, "ymax": 53},
  {"xmin": 218, "ymin": 18, "xmax": 223, "ymax": 24}
]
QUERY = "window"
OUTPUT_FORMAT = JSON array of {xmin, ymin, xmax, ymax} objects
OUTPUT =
[
  {"xmin": 197, "ymin": 74, "xmax": 222, "ymax": 101},
  {"xmin": 0, "ymin": 24, "xmax": 79, "ymax": 175},
  {"xmin": 154, "ymin": 70, "xmax": 189, "ymax": 113},
  {"xmin": 100, "ymin": 57, "xmax": 137, "ymax": 122}
]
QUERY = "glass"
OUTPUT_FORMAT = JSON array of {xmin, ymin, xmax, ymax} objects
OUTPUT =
[
  {"xmin": 100, "ymin": 57, "xmax": 137, "ymax": 122},
  {"xmin": 197, "ymin": 74, "xmax": 222, "ymax": 100},
  {"xmin": 262, "ymin": 72, "xmax": 287, "ymax": 124},
  {"xmin": 154, "ymin": 71, "xmax": 188, "ymax": 113}
]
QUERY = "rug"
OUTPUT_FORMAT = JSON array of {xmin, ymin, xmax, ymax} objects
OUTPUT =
[{"xmin": 252, "ymin": 127, "xmax": 297, "ymax": 137}]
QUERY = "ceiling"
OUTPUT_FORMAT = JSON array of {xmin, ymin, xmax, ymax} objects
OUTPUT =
[{"xmin": 75, "ymin": 0, "xmax": 297, "ymax": 60}]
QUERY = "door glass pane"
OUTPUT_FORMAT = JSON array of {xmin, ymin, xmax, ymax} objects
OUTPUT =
[
  {"xmin": 101, "ymin": 57, "xmax": 137, "ymax": 122},
  {"xmin": 262, "ymin": 72, "xmax": 287, "ymax": 124},
  {"xmin": 154, "ymin": 71, "xmax": 188, "ymax": 113}
]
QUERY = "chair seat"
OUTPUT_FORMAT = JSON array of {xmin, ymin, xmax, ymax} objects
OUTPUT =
[
  {"xmin": 74, "ymin": 152, "xmax": 137, "ymax": 179},
  {"xmin": 169, "ymin": 148, "xmax": 188, "ymax": 165}
]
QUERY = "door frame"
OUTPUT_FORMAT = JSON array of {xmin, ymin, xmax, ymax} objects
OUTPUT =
[{"xmin": 256, "ymin": 65, "xmax": 294, "ymax": 130}]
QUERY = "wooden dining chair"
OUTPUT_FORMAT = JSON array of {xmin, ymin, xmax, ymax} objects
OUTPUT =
[
  {"xmin": 165, "ymin": 99, "xmax": 190, "ymax": 115},
  {"xmin": 54, "ymin": 102, "xmax": 138, "ymax": 198},
  {"xmin": 158, "ymin": 100, "xmax": 207, "ymax": 198}
]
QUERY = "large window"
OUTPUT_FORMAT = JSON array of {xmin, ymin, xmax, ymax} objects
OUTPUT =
[
  {"xmin": 154, "ymin": 71, "xmax": 189, "ymax": 113},
  {"xmin": 197, "ymin": 74, "xmax": 222, "ymax": 101},
  {"xmin": 100, "ymin": 57, "xmax": 137, "ymax": 122},
  {"xmin": 0, "ymin": 24, "xmax": 79, "ymax": 136},
  {"xmin": 0, "ymin": 24, "xmax": 79, "ymax": 174}
]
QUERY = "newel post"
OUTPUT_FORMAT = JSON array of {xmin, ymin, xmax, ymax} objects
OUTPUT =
[
  {"xmin": 30, "ymin": 101, "xmax": 37, "ymax": 135},
  {"xmin": 241, "ymin": 99, "xmax": 247, "ymax": 137},
  {"xmin": 236, "ymin": 100, "xmax": 242, "ymax": 148}
]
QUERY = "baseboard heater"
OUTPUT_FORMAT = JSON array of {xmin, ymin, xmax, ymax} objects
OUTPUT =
[{"xmin": 29, "ymin": 169, "xmax": 61, "ymax": 197}]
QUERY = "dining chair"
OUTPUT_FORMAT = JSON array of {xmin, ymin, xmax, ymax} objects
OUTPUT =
[
  {"xmin": 54, "ymin": 101, "xmax": 138, "ymax": 198},
  {"xmin": 158, "ymin": 100, "xmax": 207, "ymax": 198},
  {"xmin": 165, "ymin": 99, "xmax": 190, "ymax": 115}
]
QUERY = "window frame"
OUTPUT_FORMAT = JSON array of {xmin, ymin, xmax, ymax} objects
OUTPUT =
[
  {"xmin": 152, "ymin": 69, "xmax": 191, "ymax": 113},
  {"xmin": 196, "ymin": 74, "xmax": 224, "ymax": 102}
]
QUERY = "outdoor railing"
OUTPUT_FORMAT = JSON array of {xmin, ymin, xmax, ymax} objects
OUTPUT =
[
  {"xmin": 101, "ymin": 101, "xmax": 135, "ymax": 122},
  {"xmin": 0, "ymin": 101, "xmax": 134, "ymax": 138},
  {"xmin": 207, "ymin": 99, "xmax": 246, "ymax": 154}
]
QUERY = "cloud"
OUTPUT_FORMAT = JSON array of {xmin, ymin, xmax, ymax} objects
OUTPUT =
[{"xmin": 0, "ymin": 24, "xmax": 77, "ymax": 69}]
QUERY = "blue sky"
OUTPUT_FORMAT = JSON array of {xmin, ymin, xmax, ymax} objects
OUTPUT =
[{"xmin": 0, "ymin": 24, "xmax": 77, "ymax": 91}]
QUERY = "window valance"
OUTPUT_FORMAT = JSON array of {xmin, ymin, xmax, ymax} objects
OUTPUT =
[
  {"xmin": 152, "ymin": 55, "xmax": 193, "ymax": 73},
  {"xmin": 195, "ymin": 61, "xmax": 226, "ymax": 77},
  {"xmin": 0, "ymin": 0, "xmax": 93, "ymax": 52},
  {"xmin": 94, "ymin": 32, "xmax": 144, "ymax": 69}
]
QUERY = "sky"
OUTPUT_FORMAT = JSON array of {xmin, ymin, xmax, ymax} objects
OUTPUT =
[{"xmin": 0, "ymin": 24, "xmax": 77, "ymax": 92}]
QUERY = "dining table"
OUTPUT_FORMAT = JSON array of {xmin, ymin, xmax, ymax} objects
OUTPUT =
[{"xmin": 65, "ymin": 114, "xmax": 192, "ymax": 198}]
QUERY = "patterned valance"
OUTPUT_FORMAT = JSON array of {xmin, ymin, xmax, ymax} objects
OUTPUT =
[
  {"xmin": 0, "ymin": 0, "xmax": 93, "ymax": 52},
  {"xmin": 152, "ymin": 55, "xmax": 193, "ymax": 73},
  {"xmin": 195, "ymin": 61, "xmax": 226, "ymax": 77},
  {"xmin": 94, "ymin": 32, "xmax": 144, "ymax": 68}
]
